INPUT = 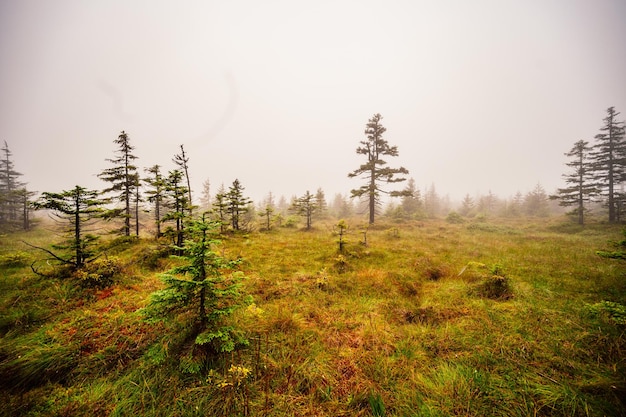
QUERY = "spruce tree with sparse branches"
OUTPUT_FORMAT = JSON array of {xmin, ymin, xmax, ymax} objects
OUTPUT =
[
  {"xmin": 551, "ymin": 140, "xmax": 595, "ymax": 225},
  {"xmin": 30, "ymin": 186, "xmax": 108, "ymax": 269},
  {"xmin": 98, "ymin": 131, "xmax": 139, "ymax": 236},
  {"xmin": 144, "ymin": 165, "xmax": 166, "ymax": 238},
  {"xmin": 589, "ymin": 107, "xmax": 626, "ymax": 223},
  {"xmin": 173, "ymin": 144, "xmax": 194, "ymax": 217},
  {"xmin": 0, "ymin": 141, "xmax": 31, "ymax": 230},
  {"xmin": 212, "ymin": 184, "xmax": 228, "ymax": 233},
  {"xmin": 291, "ymin": 190, "xmax": 317, "ymax": 230},
  {"xmin": 348, "ymin": 113, "xmax": 410, "ymax": 224},
  {"xmin": 162, "ymin": 169, "xmax": 189, "ymax": 249},
  {"xmin": 225, "ymin": 179, "xmax": 251, "ymax": 231}
]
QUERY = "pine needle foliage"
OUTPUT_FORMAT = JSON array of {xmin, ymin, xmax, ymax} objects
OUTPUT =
[
  {"xmin": 31, "ymin": 185, "xmax": 108, "ymax": 269},
  {"xmin": 589, "ymin": 107, "xmax": 626, "ymax": 223},
  {"xmin": 551, "ymin": 140, "xmax": 595, "ymax": 225},
  {"xmin": 143, "ymin": 214, "xmax": 246, "ymax": 356},
  {"xmin": 98, "ymin": 131, "xmax": 140, "ymax": 236},
  {"xmin": 348, "ymin": 113, "xmax": 410, "ymax": 224}
]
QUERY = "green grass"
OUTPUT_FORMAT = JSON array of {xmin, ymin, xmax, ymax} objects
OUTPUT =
[{"xmin": 1, "ymin": 217, "xmax": 625, "ymax": 416}]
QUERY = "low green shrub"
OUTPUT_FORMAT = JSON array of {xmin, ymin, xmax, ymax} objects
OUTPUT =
[
  {"xmin": 72, "ymin": 257, "xmax": 122, "ymax": 288},
  {"xmin": 0, "ymin": 251, "xmax": 32, "ymax": 267},
  {"xmin": 446, "ymin": 211, "xmax": 465, "ymax": 224},
  {"xmin": 473, "ymin": 264, "xmax": 513, "ymax": 300},
  {"xmin": 135, "ymin": 245, "xmax": 172, "ymax": 270},
  {"xmin": 585, "ymin": 301, "xmax": 626, "ymax": 325}
]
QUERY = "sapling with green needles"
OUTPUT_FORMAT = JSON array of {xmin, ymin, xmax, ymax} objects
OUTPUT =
[
  {"xmin": 144, "ymin": 214, "xmax": 247, "ymax": 358},
  {"xmin": 335, "ymin": 219, "xmax": 348, "ymax": 252}
]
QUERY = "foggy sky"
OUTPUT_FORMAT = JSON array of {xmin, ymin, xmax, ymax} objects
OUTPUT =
[{"xmin": 1, "ymin": 0, "xmax": 625, "ymax": 206}]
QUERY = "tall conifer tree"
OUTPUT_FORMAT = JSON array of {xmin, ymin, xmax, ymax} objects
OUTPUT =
[
  {"xmin": 173, "ymin": 144, "xmax": 193, "ymax": 217},
  {"xmin": 348, "ymin": 113, "xmax": 409, "ymax": 224},
  {"xmin": 163, "ymin": 169, "xmax": 189, "ymax": 249},
  {"xmin": 551, "ymin": 140, "xmax": 595, "ymax": 225},
  {"xmin": 0, "ymin": 141, "xmax": 26, "ymax": 228},
  {"xmin": 98, "ymin": 131, "xmax": 139, "ymax": 236},
  {"xmin": 291, "ymin": 190, "xmax": 317, "ymax": 230},
  {"xmin": 144, "ymin": 165, "xmax": 166, "ymax": 238},
  {"xmin": 589, "ymin": 107, "xmax": 626, "ymax": 223},
  {"xmin": 225, "ymin": 179, "xmax": 251, "ymax": 231},
  {"xmin": 212, "ymin": 184, "xmax": 228, "ymax": 233}
]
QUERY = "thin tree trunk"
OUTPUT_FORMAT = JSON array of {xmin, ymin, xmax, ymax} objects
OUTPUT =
[
  {"xmin": 369, "ymin": 171, "xmax": 376, "ymax": 224},
  {"xmin": 74, "ymin": 190, "xmax": 82, "ymax": 267},
  {"xmin": 135, "ymin": 184, "xmax": 140, "ymax": 236}
]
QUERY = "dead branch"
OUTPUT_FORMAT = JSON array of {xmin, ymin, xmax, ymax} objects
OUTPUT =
[{"xmin": 21, "ymin": 240, "xmax": 72, "ymax": 266}]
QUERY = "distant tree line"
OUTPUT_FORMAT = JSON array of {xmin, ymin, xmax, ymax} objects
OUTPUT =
[{"xmin": 9, "ymin": 106, "xmax": 625, "ymax": 257}]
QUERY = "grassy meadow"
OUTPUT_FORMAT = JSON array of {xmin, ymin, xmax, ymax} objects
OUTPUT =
[{"xmin": 0, "ymin": 216, "xmax": 625, "ymax": 416}]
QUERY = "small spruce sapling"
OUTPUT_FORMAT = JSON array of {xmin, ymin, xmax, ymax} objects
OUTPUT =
[
  {"xmin": 144, "ymin": 214, "xmax": 247, "ymax": 357},
  {"xmin": 335, "ymin": 219, "xmax": 348, "ymax": 252}
]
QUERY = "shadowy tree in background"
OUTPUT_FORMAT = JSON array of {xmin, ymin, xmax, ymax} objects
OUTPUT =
[
  {"xmin": 460, "ymin": 194, "xmax": 475, "ymax": 217},
  {"xmin": 144, "ymin": 165, "xmax": 166, "ymax": 238},
  {"xmin": 478, "ymin": 191, "xmax": 498, "ymax": 216},
  {"xmin": 524, "ymin": 183, "xmax": 549, "ymax": 217},
  {"xmin": 507, "ymin": 192, "xmax": 524, "ymax": 218},
  {"xmin": 225, "ymin": 179, "xmax": 252, "ymax": 232},
  {"xmin": 163, "ymin": 169, "xmax": 189, "ymax": 250},
  {"xmin": 199, "ymin": 178, "xmax": 211, "ymax": 213},
  {"xmin": 31, "ymin": 186, "xmax": 108, "ymax": 269},
  {"xmin": 258, "ymin": 204, "xmax": 274, "ymax": 231},
  {"xmin": 330, "ymin": 193, "xmax": 354, "ymax": 219},
  {"xmin": 212, "ymin": 184, "xmax": 228, "ymax": 233},
  {"xmin": 314, "ymin": 188, "xmax": 327, "ymax": 218},
  {"xmin": 98, "ymin": 131, "xmax": 139, "ymax": 236},
  {"xmin": 291, "ymin": 190, "xmax": 317, "ymax": 230},
  {"xmin": 400, "ymin": 178, "xmax": 422, "ymax": 219},
  {"xmin": 132, "ymin": 174, "xmax": 141, "ymax": 236},
  {"xmin": 14, "ymin": 188, "xmax": 37, "ymax": 230},
  {"xmin": 173, "ymin": 144, "xmax": 194, "ymax": 217},
  {"xmin": 348, "ymin": 113, "xmax": 410, "ymax": 224},
  {"xmin": 258, "ymin": 192, "xmax": 276, "ymax": 231},
  {"xmin": 589, "ymin": 107, "xmax": 626, "ymax": 223},
  {"xmin": 551, "ymin": 140, "xmax": 595, "ymax": 225},
  {"xmin": 0, "ymin": 141, "xmax": 31, "ymax": 231},
  {"xmin": 423, "ymin": 183, "xmax": 440, "ymax": 218}
]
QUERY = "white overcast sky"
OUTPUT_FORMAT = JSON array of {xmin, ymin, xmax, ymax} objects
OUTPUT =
[{"xmin": 1, "ymin": 0, "xmax": 625, "ymax": 204}]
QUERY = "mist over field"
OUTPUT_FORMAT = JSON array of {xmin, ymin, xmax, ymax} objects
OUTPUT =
[
  {"xmin": 1, "ymin": 0, "xmax": 625, "ymax": 204},
  {"xmin": 2, "ymin": 3, "xmax": 626, "ymax": 415}
]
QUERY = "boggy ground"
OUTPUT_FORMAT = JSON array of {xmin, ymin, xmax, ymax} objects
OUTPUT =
[{"xmin": 0, "ymin": 217, "xmax": 625, "ymax": 416}]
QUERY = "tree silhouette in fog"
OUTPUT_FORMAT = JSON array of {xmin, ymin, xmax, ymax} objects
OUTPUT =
[
  {"xmin": 589, "ymin": 107, "xmax": 626, "ymax": 223},
  {"xmin": 98, "ymin": 131, "xmax": 139, "ymax": 236},
  {"xmin": 348, "ymin": 113, "xmax": 409, "ymax": 224},
  {"xmin": 551, "ymin": 140, "xmax": 595, "ymax": 225}
]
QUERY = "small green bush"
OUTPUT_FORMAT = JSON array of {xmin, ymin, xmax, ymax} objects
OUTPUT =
[
  {"xmin": 284, "ymin": 216, "xmax": 299, "ymax": 228},
  {"xmin": 136, "ymin": 245, "xmax": 171, "ymax": 270},
  {"xmin": 0, "ymin": 251, "xmax": 32, "ymax": 267},
  {"xmin": 477, "ymin": 275, "xmax": 513, "ymax": 300},
  {"xmin": 73, "ymin": 257, "xmax": 122, "ymax": 288},
  {"xmin": 333, "ymin": 254, "xmax": 349, "ymax": 273},
  {"xmin": 474, "ymin": 264, "xmax": 513, "ymax": 300},
  {"xmin": 446, "ymin": 211, "xmax": 465, "ymax": 224},
  {"xmin": 585, "ymin": 301, "xmax": 626, "ymax": 325}
]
